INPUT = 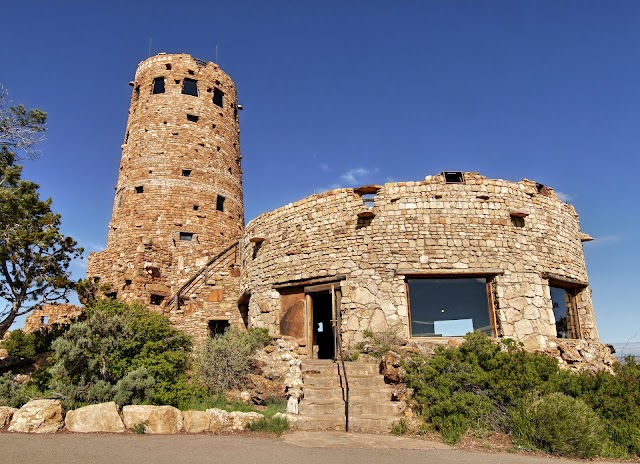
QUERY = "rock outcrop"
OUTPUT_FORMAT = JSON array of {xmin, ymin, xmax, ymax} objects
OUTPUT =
[{"xmin": 0, "ymin": 406, "xmax": 17, "ymax": 429}]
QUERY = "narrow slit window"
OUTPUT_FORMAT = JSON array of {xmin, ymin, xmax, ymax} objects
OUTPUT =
[
  {"xmin": 135, "ymin": 186, "xmax": 144, "ymax": 194},
  {"xmin": 152, "ymin": 77, "xmax": 165, "ymax": 94},
  {"xmin": 182, "ymin": 169, "xmax": 192, "ymax": 177},
  {"xmin": 182, "ymin": 78, "xmax": 198, "ymax": 96},
  {"xmin": 179, "ymin": 232, "xmax": 194, "ymax": 241},
  {"xmin": 213, "ymin": 87, "xmax": 224, "ymax": 107},
  {"xmin": 216, "ymin": 195, "xmax": 225, "ymax": 212},
  {"xmin": 186, "ymin": 114, "xmax": 199, "ymax": 122}
]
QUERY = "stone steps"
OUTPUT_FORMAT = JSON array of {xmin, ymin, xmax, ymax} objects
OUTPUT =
[{"xmin": 293, "ymin": 360, "xmax": 404, "ymax": 433}]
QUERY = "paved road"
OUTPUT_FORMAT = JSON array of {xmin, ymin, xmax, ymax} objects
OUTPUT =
[{"xmin": 0, "ymin": 432, "xmax": 587, "ymax": 464}]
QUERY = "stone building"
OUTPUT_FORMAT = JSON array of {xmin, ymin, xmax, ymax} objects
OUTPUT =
[{"xmin": 26, "ymin": 53, "xmax": 613, "ymax": 368}]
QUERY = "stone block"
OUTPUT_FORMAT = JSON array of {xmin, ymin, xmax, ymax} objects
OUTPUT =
[
  {"xmin": 0, "ymin": 406, "xmax": 17, "ymax": 429},
  {"xmin": 182, "ymin": 410, "xmax": 210, "ymax": 433},
  {"xmin": 65, "ymin": 402, "xmax": 125, "ymax": 433},
  {"xmin": 8, "ymin": 399, "xmax": 63, "ymax": 433},
  {"xmin": 122, "ymin": 405, "xmax": 183, "ymax": 434}
]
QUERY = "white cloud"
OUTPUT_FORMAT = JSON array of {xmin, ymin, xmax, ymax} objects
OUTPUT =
[
  {"xmin": 588, "ymin": 234, "xmax": 623, "ymax": 246},
  {"xmin": 320, "ymin": 163, "xmax": 331, "ymax": 173},
  {"xmin": 341, "ymin": 167, "xmax": 370, "ymax": 185},
  {"xmin": 555, "ymin": 191, "xmax": 572, "ymax": 202}
]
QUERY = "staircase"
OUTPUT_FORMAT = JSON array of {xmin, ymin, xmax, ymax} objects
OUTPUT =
[{"xmin": 294, "ymin": 359, "xmax": 405, "ymax": 433}]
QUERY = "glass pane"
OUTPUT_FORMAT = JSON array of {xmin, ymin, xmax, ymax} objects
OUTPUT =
[
  {"xmin": 182, "ymin": 78, "xmax": 198, "ymax": 96},
  {"xmin": 152, "ymin": 77, "xmax": 165, "ymax": 94},
  {"xmin": 550, "ymin": 286, "xmax": 569, "ymax": 338},
  {"xmin": 408, "ymin": 278, "xmax": 491, "ymax": 337}
]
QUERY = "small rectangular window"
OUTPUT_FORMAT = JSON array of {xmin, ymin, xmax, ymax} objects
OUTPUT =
[
  {"xmin": 549, "ymin": 285, "xmax": 580, "ymax": 339},
  {"xmin": 208, "ymin": 320, "xmax": 230, "ymax": 337},
  {"xmin": 443, "ymin": 171, "xmax": 464, "ymax": 184},
  {"xmin": 193, "ymin": 205, "xmax": 199, "ymax": 211},
  {"xmin": 135, "ymin": 186, "xmax": 144, "ymax": 194},
  {"xmin": 186, "ymin": 114, "xmax": 199, "ymax": 122},
  {"xmin": 150, "ymin": 294, "xmax": 164, "ymax": 305},
  {"xmin": 152, "ymin": 77, "xmax": 165, "ymax": 94},
  {"xmin": 179, "ymin": 232, "xmax": 194, "ymax": 241},
  {"xmin": 213, "ymin": 88, "xmax": 224, "ymax": 107},
  {"xmin": 216, "ymin": 195, "xmax": 225, "ymax": 212},
  {"xmin": 182, "ymin": 78, "xmax": 198, "ymax": 96},
  {"xmin": 182, "ymin": 169, "xmax": 192, "ymax": 177},
  {"xmin": 41, "ymin": 316, "xmax": 49, "ymax": 325}
]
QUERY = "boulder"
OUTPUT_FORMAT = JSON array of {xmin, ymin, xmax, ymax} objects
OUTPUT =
[
  {"xmin": 182, "ymin": 410, "xmax": 209, "ymax": 433},
  {"xmin": 8, "ymin": 399, "xmax": 63, "ymax": 433},
  {"xmin": 122, "ymin": 405, "xmax": 183, "ymax": 434},
  {"xmin": 65, "ymin": 402, "xmax": 125, "ymax": 433},
  {"xmin": 206, "ymin": 408, "xmax": 231, "ymax": 432},
  {"xmin": 0, "ymin": 406, "xmax": 17, "ymax": 429},
  {"xmin": 228, "ymin": 411, "xmax": 263, "ymax": 430}
]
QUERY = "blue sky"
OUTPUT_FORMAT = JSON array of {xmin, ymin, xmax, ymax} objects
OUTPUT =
[{"xmin": 1, "ymin": 1, "xmax": 638, "ymax": 347}]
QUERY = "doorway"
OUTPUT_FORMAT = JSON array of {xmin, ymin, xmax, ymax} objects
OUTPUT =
[{"xmin": 310, "ymin": 292, "xmax": 335, "ymax": 359}]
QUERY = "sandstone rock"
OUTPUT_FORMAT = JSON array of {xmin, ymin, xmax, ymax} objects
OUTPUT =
[
  {"xmin": 65, "ymin": 402, "xmax": 125, "ymax": 433},
  {"xmin": 8, "ymin": 399, "xmax": 63, "ymax": 433},
  {"xmin": 206, "ymin": 408, "xmax": 231, "ymax": 432},
  {"xmin": 0, "ymin": 348, "xmax": 8, "ymax": 359},
  {"xmin": 122, "ymin": 405, "xmax": 183, "ymax": 434},
  {"xmin": 182, "ymin": 410, "xmax": 210, "ymax": 433},
  {"xmin": 0, "ymin": 406, "xmax": 17, "ymax": 429},
  {"xmin": 228, "ymin": 411, "xmax": 263, "ymax": 430},
  {"xmin": 381, "ymin": 351, "xmax": 405, "ymax": 383}
]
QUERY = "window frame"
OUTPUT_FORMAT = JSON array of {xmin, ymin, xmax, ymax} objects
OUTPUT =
[
  {"xmin": 405, "ymin": 275, "xmax": 497, "ymax": 338},
  {"xmin": 548, "ymin": 279, "xmax": 583, "ymax": 339}
]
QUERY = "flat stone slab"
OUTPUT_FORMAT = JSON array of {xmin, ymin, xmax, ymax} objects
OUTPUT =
[
  {"xmin": 65, "ymin": 402, "xmax": 125, "ymax": 433},
  {"xmin": 281, "ymin": 431, "xmax": 451, "ymax": 450}
]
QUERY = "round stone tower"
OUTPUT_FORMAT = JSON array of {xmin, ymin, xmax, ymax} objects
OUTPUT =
[{"xmin": 87, "ymin": 53, "xmax": 244, "ymax": 332}]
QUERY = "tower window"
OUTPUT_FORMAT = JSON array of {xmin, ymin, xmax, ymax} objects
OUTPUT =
[
  {"xmin": 186, "ymin": 114, "xmax": 199, "ymax": 122},
  {"xmin": 213, "ymin": 88, "xmax": 224, "ymax": 108},
  {"xmin": 182, "ymin": 78, "xmax": 198, "ymax": 96},
  {"xmin": 188, "ymin": 70, "xmax": 195, "ymax": 75},
  {"xmin": 193, "ymin": 205, "xmax": 199, "ymax": 211},
  {"xmin": 443, "ymin": 171, "xmax": 465, "ymax": 184},
  {"xmin": 135, "ymin": 186, "xmax": 144, "ymax": 194},
  {"xmin": 150, "ymin": 294, "xmax": 164, "ymax": 305},
  {"xmin": 165, "ymin": 63, "xmax": 172, "ymax": 70},
  {"xmin": 182, "ymin": 169, "xmax": 192, "ymax": 177},
  {"xmin": 179, "ymin": 232, "xmax": 194, "ymax": 241},
  {"xmin": 152, "ymin": 77, "xmax": 165, "ymax": 94},
  {"xmin": 216, "ymin": 195, "xmax": 225, "ymax": 212}
]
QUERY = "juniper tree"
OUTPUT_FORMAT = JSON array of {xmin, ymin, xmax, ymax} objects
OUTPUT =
[{"xmin": 0, "ymin": 87, "xmax": 82, "ymax": 337}]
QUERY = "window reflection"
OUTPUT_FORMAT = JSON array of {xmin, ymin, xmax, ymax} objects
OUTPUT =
[{"xmin": 408, "ymin": 278, "xmax": 491, "ymax": 337}]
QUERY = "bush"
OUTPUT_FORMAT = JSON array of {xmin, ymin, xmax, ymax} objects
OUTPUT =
[
  {"xmin": 48, "ymin": 298, "xmax": 192, "ymax": 408},
  {"xmin": 2, "ymin": 330, "xmax": 36, "ymax": 358},
  {"xmin": 197, "ymin": 327, "xmax": 271, "ymax": 394},
  {"xmin": 0, "ymin": 372, "xmax": 42, "ymax": 408},
  {"xmin": 403, "ymin": 333, "xmax": 640, "ymax": 458},
  {"xmin": 512, "ymin": 393, "xmax": 606, "ymax": 458}
]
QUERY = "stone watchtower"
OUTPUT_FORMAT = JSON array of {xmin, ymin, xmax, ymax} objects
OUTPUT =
[{"xmin": 87, "ymin": 53, "xmax": 244, "ymax": 339}]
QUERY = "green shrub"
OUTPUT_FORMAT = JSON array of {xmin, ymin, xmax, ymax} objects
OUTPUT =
[
  {"xmin": 247, "ymin": 415, "xmax": 289, "ymax": 435},
  {"xmin": 0, "ymin": 372, "xmax": 42, "ymax": 408},
  {"xmin": 196, "ymin": 327, "xmax": 271, "ymax": 394},
  {"xmin": 391, "ymin": 418, "xmax": 409, "ymax": 436},
  {"xmin": 48, "ymin": 298, "xmax": 192, "ymax": 408},
  {"xmin": 512, "ymin": 393, "xmax": 606, "ymax": 458},
  {"xmin": 2, "ymin": 330, "xmax": 36, "ymax": 358}
]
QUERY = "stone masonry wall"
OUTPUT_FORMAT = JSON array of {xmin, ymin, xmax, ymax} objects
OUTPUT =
[
  {"xmin": 23, "ymin": 304, "xmax": 83, "ymax": 333},
  {"xmin": 86, "ymin": 53, "xmax": 244, "ymax": 339},
  {"xmin": 240, "ymin": 172, "xmax": 604, "ymax": 354}
]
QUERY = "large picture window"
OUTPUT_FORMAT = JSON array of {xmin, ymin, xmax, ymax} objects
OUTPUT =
[{"xmin": 407, "ymin": 277, "xmax": 493, "ymax": 337}]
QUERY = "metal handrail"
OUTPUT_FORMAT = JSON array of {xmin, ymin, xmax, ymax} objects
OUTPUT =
[
  {"xmin": 333, "ymin": 286, "xmax": 349, "ymax": 432},
  {"xmin": 168, "ymin": 241, "xmax": 239, "ymax": 311}
]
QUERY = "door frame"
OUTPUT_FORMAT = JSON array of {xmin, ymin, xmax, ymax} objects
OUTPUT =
[{"xmin": 304, "ymin": 282, "xmax": 342, "ymax": 359}]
